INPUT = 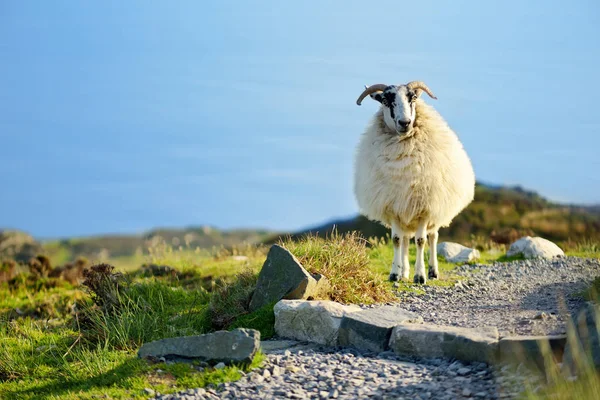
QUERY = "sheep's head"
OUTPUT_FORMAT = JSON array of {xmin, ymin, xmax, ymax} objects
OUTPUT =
[{"xmin": 356, "ymin": 81, "xmax": 437, "ymax": 135}]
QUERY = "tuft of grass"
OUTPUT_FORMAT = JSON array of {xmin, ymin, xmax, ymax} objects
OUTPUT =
[
  {"xmin": 496, "ymin": 253, "xmax": 526, "ymax": 263},
  {"xmin": 228, "ymin": 302, "xmax": 276, "ymax": 340},
  {"xmin": 581, "ymin": 277, "xmax": 600, "ymax": 303},
  {"xmin": 80, "ymin": 280, "xmax": 211, "ymax": 350},
  {"xmin": 564, "ymin": 239, "xmax": 600, "ymax": 260},
  {"xmin": 208, "ymin": 268, "xmax": 257, "ymax": 330},
  {"xmin": 279, "ymin": 232, "xmax": 395, "ymax": 304}
]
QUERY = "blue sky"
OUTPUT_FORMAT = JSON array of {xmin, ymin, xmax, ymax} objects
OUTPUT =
[{"xmin": 1, "ymin": 1, "xmax": 599, "ymax": 238}]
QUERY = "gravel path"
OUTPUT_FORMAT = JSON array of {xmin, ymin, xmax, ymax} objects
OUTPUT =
[
  {"xmin": 153, "ymin": 256, "xmax": 599, "ymax": 399},
  {"xmin": 154, "ymin": 342, "xmax": 534, "ymax": 400},
  {"xmin": 397, "ymin": 256, "xmax": 600, "ymax": 336}
]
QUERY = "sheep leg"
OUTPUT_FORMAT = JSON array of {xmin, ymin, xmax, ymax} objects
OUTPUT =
[
  {"xmin": 428, "ymin": 230, "xmax": 439, "ymax": 279},
  {"xmin": 401, "ymin": 235, "xmax": 410, "ymax": 281},
  {"xmin": 414, "ymin": 223, "xmax": 427, "ymax": 284},
  {"xmin": 390, "ymin": 225, "xmax": 401, "ymax": 282}
]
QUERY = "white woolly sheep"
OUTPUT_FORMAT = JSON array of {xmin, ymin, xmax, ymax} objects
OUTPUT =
[{"xmin": 354, "ymin": 81, "xmax": 475, "ymax": 284}]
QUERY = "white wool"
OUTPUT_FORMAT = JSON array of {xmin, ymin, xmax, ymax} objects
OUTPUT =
[{"xmin": 354, "ymin": 100, "xmax": 475, "ymax": 235}]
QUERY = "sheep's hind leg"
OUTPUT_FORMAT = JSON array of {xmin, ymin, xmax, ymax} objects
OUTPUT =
[
  {"xmin": 389, "ymin": 226, "xmax": 401, "ymax": 282},
  {"xmin": 428, "ymin": 230, "xmax": 439, "ymax": 280},
  {"xmin": 414, "ymin": 223, "xmax": 427, "ymax": 284}
]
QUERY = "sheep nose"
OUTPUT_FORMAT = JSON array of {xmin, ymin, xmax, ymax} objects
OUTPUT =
[{"xmin": 397, "ymin": 119, "xmax": 411, "ymax": 129}]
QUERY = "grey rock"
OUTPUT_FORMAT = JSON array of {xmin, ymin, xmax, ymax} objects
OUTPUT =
[
  {"xmin": 563, "ymin": 302, "xmax": 600, "ymax": 375},
  {"xmin": 506, "ymin": 236, "xmax": 564, "ymax": 259},
  {"xmin": 214, "ymin": 362, "xmax": 226, "ymax": 369},
  {"xmin": 437, "ymin": 242, "xmax": 480, "ymax": 263},
  {"xmin": 389, "ymin": 323, "xmax": 499, "ymax": 363},
  {"xmin": 338, "ymin": 305, "xmax": 423, "ymax": 352},
  {"xmin": 138, "ymin": 328, "xmax": 260, "ymax": 364},
  {"xmin": 260, "ymin": 339, "xmax": 301, "ymax": 354},
  {"xmin": 274, "ymin": 300, "xmax": 361, "ymax": 346},
  {"xmin": 498, "ymin": 335, "xmax": 566, "ymax": 371},
  {"xmin": 249, "ymin": 245, "xmax": 318, "ymax": 311},
  {"xmin": 312, "ymin": 273, "xmax": 331, "ymax": 298}
]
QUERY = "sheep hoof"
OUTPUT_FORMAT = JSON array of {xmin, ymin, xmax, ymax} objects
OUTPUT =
[
  {"xmin": 389, "ymin": 273, "xmax": 399, "ymax": 282},
  {"xmin": 428, "ymin": 269, "xmax": 439, "ymax": 280},
  {"xmin": 413, "ymin": 274, "xmax": 426, "ymax": 284}
]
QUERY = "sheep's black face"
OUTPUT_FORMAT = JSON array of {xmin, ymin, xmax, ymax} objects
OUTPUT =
[{"xmin": 370, "ymin": 85, "xmax": 417, "ymax": 135}]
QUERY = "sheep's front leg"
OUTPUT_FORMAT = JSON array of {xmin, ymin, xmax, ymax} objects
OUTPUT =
[
  {"xmin": 390, "ymin": 224, "xmax": 410, "ymax": 282},
  {"xmin": 389, "ymin": 226, "xmax": 401, "ymax": 282},
  {"xmin": 428, "ymin": 230, "xmax": 439, "ymax": 280},
  {"xmin": 414, "ymin": 222, "xmax": 427, "ymax": 284},
  {"xmin": 401, "ymin": 235, "xmax": 410, "ymax": 281}
]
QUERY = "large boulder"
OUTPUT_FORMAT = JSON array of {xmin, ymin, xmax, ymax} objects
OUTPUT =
[
  {"xmin": 138, "ymin": 328, "xmax": 260, "ymax": 365},
  {"xmin": 0, "ymin": 230, "xmax": 43, "ymax": 264},
  {"xmin": 498, "ymin": 335, "xmax": 567, "ymax": 371},
  {"xmin": 389, "ymin": 323, "xmax": 499, "ymax": 363},
  {"xmin": 274, "ymin": 300, "xmax": 361, "ymax": 346},
  {"xmin": 506, "ymin": 236, "xmax": 564, "ymax": 259},
  {"xmin": 562, "ymin": 302, "xmax": 600, "ymax": 376},
  {"xmin": 437, "ymin": 242, "xmax": 480, "ymax": 264},
  {"xmin": 249, "ymin": 245, "xmax": 318, "ymax": 311},
  {"xmin": 338, "ymin": 305, "xmax": 423, "ymax": 352}
]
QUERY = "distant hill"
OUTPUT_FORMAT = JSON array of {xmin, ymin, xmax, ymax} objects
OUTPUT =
[
  {"xmin": 45, "ymin": 226, "xmax": 275, "ymax": 260},
  {"xmin": 291, "ymin": 183, "xmax": 600, "ymax": 246},
  {"xmin": 4, "ymin": 183, "xmax": 599, "ymax": 262}
]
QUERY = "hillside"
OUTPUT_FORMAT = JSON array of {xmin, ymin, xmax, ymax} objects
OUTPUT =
[
  {"xmin": 292, "ymin": 183, "xmax": 600, "ymax": 246},
  {"xmin": 3, "ymin": 183, "xmax": 599, "ymax": 263},
  {"xmin": 43, "ymin": 226, "xmax": 275, "ymax": 260}
]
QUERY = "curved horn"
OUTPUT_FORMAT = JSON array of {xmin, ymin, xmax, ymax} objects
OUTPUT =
[
  {"xmin": 356, "ymin": 84, "xmax": 388, "ymax": 106},
  {"xmin": 406, "ymin": 81, "xmax": 437, "ymax": 99}
]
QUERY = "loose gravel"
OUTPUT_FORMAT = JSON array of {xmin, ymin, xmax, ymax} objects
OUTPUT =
[
  {"xmin": 152, "ymin": 256, "xmax": 600, "ymax": 399},
  {"xmin": 154, "ymin": 344, "xmax": 536, "ymax": 400},
  {"xmin": 397, "ymin": 256, "xmax": 600, "ymax": 336}
]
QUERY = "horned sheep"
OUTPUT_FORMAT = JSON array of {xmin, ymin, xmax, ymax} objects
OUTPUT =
[{"xmin": 354, "ymin": 81, "xmax": 475, "ymax": 284}]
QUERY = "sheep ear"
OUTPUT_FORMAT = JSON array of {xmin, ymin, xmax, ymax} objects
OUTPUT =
[{"xmin": 369, "ymin": 92, "xmax": 384, "ymax": 103}]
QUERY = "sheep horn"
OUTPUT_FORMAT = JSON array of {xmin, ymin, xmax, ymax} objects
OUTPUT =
[
  {"xmin": 356, "ymin": 84, "xmax": 388, "ymax": 106},
  {"xmin": 406, "ymin": 81, "xmax": 437, "ymax": 99}
]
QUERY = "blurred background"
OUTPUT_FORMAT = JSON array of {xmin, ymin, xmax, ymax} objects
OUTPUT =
[{"xmin": 1, "ymin": 1, "xmax": 599, "ymax": 259}]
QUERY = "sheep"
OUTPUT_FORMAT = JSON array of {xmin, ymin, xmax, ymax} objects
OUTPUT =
[{"xmin": 354, "ymin": 81, "xmax": 475, "ymax": 284}]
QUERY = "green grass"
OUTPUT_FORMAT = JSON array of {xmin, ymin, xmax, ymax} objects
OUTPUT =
[
  {"xmin": 0, "ymin": 244, "xmax": 270, "ymax": 399},
  {"xmin": 2, "ymin": 235, "xmax": 599, "ymax": 398},
  {"xmin": 0, "ymin": 317, "xmax": 265, "ymax": 399},
  {"xmin": 280, "ymin": 232, "xmax": 396, "ymax": 304}
]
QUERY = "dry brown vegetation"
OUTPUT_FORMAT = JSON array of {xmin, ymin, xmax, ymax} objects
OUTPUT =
[{"xmin": 279, "ymin": 232, "xmax": 395, "ymax": 304}]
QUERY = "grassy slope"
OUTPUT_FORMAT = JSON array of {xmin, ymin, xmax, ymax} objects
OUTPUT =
[
  {"xmin": 1, "ymin": 236, "xmax": 599, "ymax": 399},
  {"xmin": 19, "ymin": 183, "xmax": 598, "ymax": 268},
  {"xmin": 291, "ymin": 183, "xmax": 600, "ymax": 247}
]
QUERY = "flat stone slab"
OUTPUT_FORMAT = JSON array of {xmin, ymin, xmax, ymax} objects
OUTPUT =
[
  {"xmin": 338, "ymin": 305, "xmax": 423, "ymax": 352},
  {"xmin": 274, "ymin": 300, "xmax": 361, "ymax": 346},
  {"xmin": 260, "ymin": 340, "xmax": 321, "ymax": 354},
  {"xmin": 249, "ymin": 245, "xmax": 317, "ymax": 311},
  {"xmin": 390, "ymin": 324, "xmax": 499, "ymax": 363},
  {"xmin": 498, "ymin": 335, "xmax": 567, "ymax": 370},
  {"xmin": 138, "ymin": 328, "xmax": 260, "ymax": 365}
]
